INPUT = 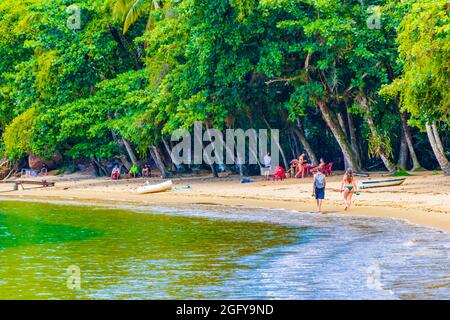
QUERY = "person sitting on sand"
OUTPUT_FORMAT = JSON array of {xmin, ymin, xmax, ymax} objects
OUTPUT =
[
  {"xmin": 111, "ymin": 165, "xmax": 120, "ymax": 180},
  {"xmin": 340, "ymin": 168, "xmax": 359, "ymax": 211},
  {"xmin": 41, "ymin": 163, "xmax": 48, "ymax": 176},
  {"xmin": 297, "ymin": 152, "xmax": 308, "ymax": 178},
  {"xmin": 262, "ymin": 152, "xmax": 272, "ymax": 181},
  {"xmin": 129, "ymin": 164, "xmax": 139, "ymax": 178},
  {"xmin": 312, "ymin": 166, "xmax": 326, "ymax": 212},
  {"xmin": 318, "ymin": 158, "xmax": 326, "ymax": 171},
  {"xmin": 142, "ymin": 164, "xmax": 151, "ymax": 177},
  {"xmin": 287, "ymin": 159, "xmax": 299, "ymax": 178}
]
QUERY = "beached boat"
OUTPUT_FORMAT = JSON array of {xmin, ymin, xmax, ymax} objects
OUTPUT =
[
  {"xmin": 136, "ymin": 180, "xmax": 173, "ymax": 194},
  {"xmin": 358, "ymin": 177, "xmax": 406, "ymax": 189}
]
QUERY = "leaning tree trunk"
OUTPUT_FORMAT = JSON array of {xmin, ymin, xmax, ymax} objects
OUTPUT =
[
  {"xmin": 426, "ymin": 122, "xmax": 450, "ymax": 175},
  {"xmin": 287, "ymin": 129, "xmax": 296, "ymax": 159},
  {"xmin": 432, "ymin": 123, "xmax": 448, "ymax": 161},
  {"xmin": 337, "ymin": 111, "xmax": 352, "ymax": 170},
  {"xmin": 397, "ymin": 130, "xmax": 408, "ymax": 171},
  {"xmin": 92, "ymin": 157, "xmax": 108, "ymax": 176},
  {"xmin": 2, "ymin": 161, "xmax": 18, "ymax": 181},
  {"xmin": 117, "ymin": 154, "xmax": 132, "ymax": 171},
  {"xmin": 262, "ymin": 116, "xmax": 289, "ymax": 170},
  {"xmin": 150, "ymin": 145, "xmax": 171, "ymax": 178},
  {"xmin": 289, "ymin": 127, "xmax": 301, "ymax": 157},
  {"xmin": 337, "ymin": 111, "xmax": 348, "ymax": 136},
  {"xmin": 400, "ymin": 112, "xmax": 422, "ymax": 171},
  {"xmin": 162, "ymin": 137, "xmax": 184, "ymax": 172},
  {"xmin": 292, "ymin": 119, "xmax": 318, "ymax": 165},
  {"xmin": 110, "ymin": 130, "xmax": 134, "ymax": 170},
  {"xmin": 346, "ymin": 111, "xmax": 363, "ymax": 169},
  {"xmin": 0, "ymin": 159, "xmax": 9, "ymax": 169},
  {"xmin": 317, "ymin": 101, "xmax": 361, "ymax": 171},
  {"xmin": 359, "ymin": 94, "xmax": 396, "ymax": 173},
  {"xmin": 122, "ymin": 139, "xmax": 139, "ymax": 167}
]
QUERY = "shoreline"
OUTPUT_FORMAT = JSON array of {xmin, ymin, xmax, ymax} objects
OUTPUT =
[
  {"xmin": 1, "ymin": 172, "xmax": 449, "ymax": 232},
  {"xmin": 1, "ymin": 194, "xmax": 448, "ymax": 235}
]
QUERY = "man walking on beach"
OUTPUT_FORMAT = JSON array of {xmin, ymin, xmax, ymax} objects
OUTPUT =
[{"xmin": 312, "ymin": 167, "xmax": 326, "ymax": 212}]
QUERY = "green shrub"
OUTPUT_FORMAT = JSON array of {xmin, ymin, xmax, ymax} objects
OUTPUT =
[
  {"xmin": 392, "ymin": 170, "xmax": 412, "ymax": 177},
  {"xmin": 2, "ymin": 108, "xmax": 37, "ymax": 160}
]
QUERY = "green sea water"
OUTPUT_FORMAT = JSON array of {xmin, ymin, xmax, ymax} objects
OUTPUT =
[
  {"xmin": 1, "ymin": 200, "xmax": 449, "ymax": 300},
  {"xmin": 0, "ymin": 200, "xmax": 299, "ymax": 299}
]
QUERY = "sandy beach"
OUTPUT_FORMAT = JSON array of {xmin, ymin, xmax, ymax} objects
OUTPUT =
[{"xmin": 1, "ymin": 171, "xmax": 449, "ymax": 232}]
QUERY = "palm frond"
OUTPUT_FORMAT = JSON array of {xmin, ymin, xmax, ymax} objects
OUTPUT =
[{"xmin": 123, "ymin": 0, "xmax": 148, "ymax": 34}]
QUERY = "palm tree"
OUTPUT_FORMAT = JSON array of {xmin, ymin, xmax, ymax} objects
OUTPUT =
[{"xmin": 108, "ymin": 0, "xmax": 161, "ymax": 34}]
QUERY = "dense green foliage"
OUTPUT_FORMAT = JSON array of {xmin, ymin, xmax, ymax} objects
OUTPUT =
[
  {"xmin": 2, "ymin": 108, "xmax": 37, "ymax": 160},
  {"xmin": 0, "ymin": 0, "xmax": 448, "ymax": 175}
]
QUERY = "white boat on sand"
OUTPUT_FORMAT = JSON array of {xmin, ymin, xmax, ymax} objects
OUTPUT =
[
  {"xmin": 136, "ymin": 180, "xmax": 173, "ymax": 194},
  {"xmin": 358, "ymin": 178, "xmax": 406, "ymax": 189}
]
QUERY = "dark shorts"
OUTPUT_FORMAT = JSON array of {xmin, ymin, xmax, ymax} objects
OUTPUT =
[{"xmin": 315, "ymin": 187, "xmax": 325, "ymax": 200}]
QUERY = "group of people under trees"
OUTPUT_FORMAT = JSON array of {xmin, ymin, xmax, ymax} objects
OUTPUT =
[
  {"xmin": 110, "ymin": 151, "xmax": 358, "ymax": 213},
  {"xmin": 262, "ymin": 151, "xmax": 332, "ymax": 181},
  {"xmin": 288, "ymin": 153, "xmax": 332, "ymax": 179},
  {"xmin": 111, "ymin": 164, "xmax": 151, "ymax": 180}
]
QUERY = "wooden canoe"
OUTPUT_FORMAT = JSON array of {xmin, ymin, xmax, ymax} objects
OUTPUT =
[
  {"xmin": 136, "ymin": 180, "xmax": 173, "ymax": 194},
  {"xmin": 358, "ymin": 178, "xmax": 406, "ymax": 189}
]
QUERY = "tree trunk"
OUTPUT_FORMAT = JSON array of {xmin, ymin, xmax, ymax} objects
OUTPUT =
[
  {"xmin": 287, "ymin": 129, "xmax": 296, "ymax": 159},
  {"xmin": 110, "ymin": 131, "xmax": 132, "ymax": 170},
  {"xmin": 292, "ymin": 119, "xmax": 318, "ymax": 166},
  {"xmin": 317, "ymin": 101, "xmax": 361, "ymax": 171},
  {"xmin": 2, "ymin": 163, "xmax": 18, "ymax": 181},
  {"xmin": 337, "ymin": 111, "xmax": 348, "ymax": 137},
  {"xmin": 426, "ymin": 122, "xmax": 450, "ymax": 175},
  {"xmin": 359, "ymin": 94, "xmax": 396, "ymax": 173},
  {"xmin": 262, "ymin": 116, "xmax": 289, "ymax": 170},
  {"xmin": 223, "ymin": 131, "xmax": 239, "ymax": 175},
  {"xmin": 122, "ymin": 139, "xmax": 138, "ymax": 166},
  {"xmin": 92, "ymin": 157, "xmax": 108, "ymax": 176},
  {"xmin": 162, "ymin": 137, "xmax": 183, "ymax": 172},
  {"xmin": 400, "ymin": 112, "xmax": 422, "ymax": 170},
  {"xmin": 118, "ymin": 154, "xmax": 132, "ymax": 171},
  {"xmin": 0, "ymin": 160, "xmax": 9, "ymax": 169},
  {"xmin": 397, "ymin": 130, "xmax": 408, "ymax": 171},
  {"xmin": 235, "ymin": 146, "xmax": 245, "ymax": 177},
  {"xmin": 150, "ymin": 145, "xmax": 171, "ymax": 178},
  {"xmin": 198, "ymin": 124, "xmax": 218, "ymax": 178},
  {"xmin": 347, "ymin": 111, "xmax": 363, "ymax": 169},
  {"xmin": 432, "ymin": 123, "xmax": 448, "ymax": 160},
  {"xmin": 337, "ymin": 111, "xmax": 352, "ymax": 170},
  {"xmin": 289, "ymin": 126, "xmax": 301, "ymax": 158}
]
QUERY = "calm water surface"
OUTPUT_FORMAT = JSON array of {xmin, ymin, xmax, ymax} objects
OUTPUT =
[{"xmin": 0, "ymin": 200, "xmax": 449, "ymax": 299}]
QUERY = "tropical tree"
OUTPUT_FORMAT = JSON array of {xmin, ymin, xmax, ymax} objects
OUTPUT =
[
  {"xmin": 108, "ymin": 0, "xmax": 163, "ymax": 34},
  {"xmin": 381, "ymin": 0, "xmax": 449, "ymax": 174}
]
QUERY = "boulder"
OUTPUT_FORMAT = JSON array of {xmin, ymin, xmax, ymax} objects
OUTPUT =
[{"xmin": 28, "ymin": 152, "xmax": 63, "ymax": 170}]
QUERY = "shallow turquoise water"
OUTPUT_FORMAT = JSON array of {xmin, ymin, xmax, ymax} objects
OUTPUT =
[{"xmin": 0, "ymin": 200, "xmax": 449, "ymax": 299}]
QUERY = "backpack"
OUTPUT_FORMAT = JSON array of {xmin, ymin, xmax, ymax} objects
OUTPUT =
[{"xmin": 314, "ymin": 173, "xmax": 325, "ymax": 189}]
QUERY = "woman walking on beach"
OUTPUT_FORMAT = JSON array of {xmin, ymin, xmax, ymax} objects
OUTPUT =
[
  {"xmin": 340, "ymin": 169, "xmax": 358, "ymax": 211},
  {"xmin": 312, "ymin": 167, "xmax": 326, "ymax": 212}
]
